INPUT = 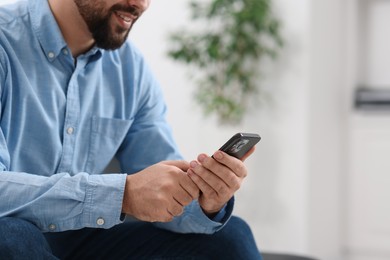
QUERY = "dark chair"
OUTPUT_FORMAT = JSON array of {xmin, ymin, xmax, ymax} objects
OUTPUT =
[{"xmin": 262, "ymin": 252, "xmax": 318, "ymax": 260}]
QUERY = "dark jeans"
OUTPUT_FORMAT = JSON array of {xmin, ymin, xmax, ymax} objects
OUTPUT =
[
  {"xmin": 0, "ymin": 216, "xmax": 262, "ymax": 259},
  {"xmin": 0, "ymin": 217, "xmax": 56, "ymax": 260}
]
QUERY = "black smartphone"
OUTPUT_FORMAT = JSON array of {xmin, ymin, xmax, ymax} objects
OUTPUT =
[{"xmin": 217, "ymin": 133, "xmax": 261, "ymax": 159}]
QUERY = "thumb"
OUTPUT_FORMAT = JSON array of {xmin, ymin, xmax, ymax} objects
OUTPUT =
[
  {"xmin": 162, "ymin": 160, "xmax": 190, "ymax": 171},
  {"xmin": 241, "ymin": 146, "xmax": 256, "ymax": 162}
]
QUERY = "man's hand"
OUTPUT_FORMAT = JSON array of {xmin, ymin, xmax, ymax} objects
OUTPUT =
[
  {"xmin": 187, "ymin": 147, "xmax": 255, "ymax": 216},
  {"xmin": 122, "ymin": 161, "xmax": 199, "ymax": 222}
]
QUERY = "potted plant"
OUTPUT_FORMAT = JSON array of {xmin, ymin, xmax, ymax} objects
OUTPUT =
[{"xmin": 168, "ymin": 0, "xmax": 283, "ymax": 124}]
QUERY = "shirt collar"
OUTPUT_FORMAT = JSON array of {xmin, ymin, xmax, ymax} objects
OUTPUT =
[{"xmin": 28, "ymin": 0, "xmax": 102, "ymax": 62}]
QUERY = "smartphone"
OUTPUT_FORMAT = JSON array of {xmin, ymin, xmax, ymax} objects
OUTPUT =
[{"xmin": 217, "ymin": 133, "xmax": 261, "ymax": 159}]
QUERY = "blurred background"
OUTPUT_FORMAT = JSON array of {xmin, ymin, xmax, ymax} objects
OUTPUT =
[
  {"xmin": 129, "ymin": 0, "xmax": 390, "ymax": 259},
  {"xmin": 2, "ymin": 0, "xmax": 390, "ymax": 259}
]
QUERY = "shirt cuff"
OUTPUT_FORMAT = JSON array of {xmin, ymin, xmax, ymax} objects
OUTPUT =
[
  {"xmin": 211, "ymin": 196, "xmax": 234, "ymax": 225},
  {"xmin": 211, "ymin": 204, "xmax": 227, "ymax": 223},
  {"xmin": 154, "ymin": 196, "xmax": 235, "ymax": 234},
  {"xmin": 82, "ymin": 173, "xmax": 127, "ymax": 229}
]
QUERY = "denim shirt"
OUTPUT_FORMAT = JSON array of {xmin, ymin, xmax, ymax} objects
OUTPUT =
[{"xmin": 0, "ymin": 0, "xmax": 232, "ymax": 233}]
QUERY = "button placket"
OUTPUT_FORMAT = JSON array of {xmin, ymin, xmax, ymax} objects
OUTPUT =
[
  {"xmin": 67, "ymin": 127, "xmax": 74, "ymax": 135},
  {"xmin": 48, "ymin": 51, "xmax": 55, "ymax": 59},
  {"xmin": 56, "ymin": 70, "xmax": 81, "ymax": 173}
]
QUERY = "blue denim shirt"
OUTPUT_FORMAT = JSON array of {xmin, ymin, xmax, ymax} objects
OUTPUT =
[{"xmin": 0, "ymin": 0, "xmax": 232, "ymax": 233}]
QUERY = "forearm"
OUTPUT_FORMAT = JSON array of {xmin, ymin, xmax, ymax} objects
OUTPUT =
[{"xmin": 0, "ymin": 171, "xmax": 126, "ymax": 232}]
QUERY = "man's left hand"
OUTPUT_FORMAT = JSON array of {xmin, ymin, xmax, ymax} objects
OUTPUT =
[{"xmin": 187, "ymin": 148, "xmax": 254, "ymax": 216}]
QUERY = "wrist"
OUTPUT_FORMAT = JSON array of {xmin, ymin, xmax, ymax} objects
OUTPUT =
[
  {"xmin": 201, "ymin": 206, "xmax": 222, "ymax": 219},
  {"xmin": 121, "ymin": 175, "xmax": 133, "ymax": 215}
]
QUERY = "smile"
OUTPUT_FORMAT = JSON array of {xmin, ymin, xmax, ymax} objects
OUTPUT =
[
  {"xmin": 117, "ymin": 13, "xmax": 131, "ymax": 23},
  {"xmin": 115, "ymin": 11, "xmax": 135, "ymax": 24}
]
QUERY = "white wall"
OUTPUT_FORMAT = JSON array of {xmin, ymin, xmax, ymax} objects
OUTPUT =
[
  {"xmin": 133, "ymin": 0, "xmax": 347, "ymax": 259},
  {"xmin": 0, "ymin": 0, "xmax": 16, "ymax": 5},
  {"xmin": 132, "ymin": 0, "xmax": 316, "ymax": 256},
  {"xmin": 308, "ymin": 0, "xmax": 346, "ymax": 259}
]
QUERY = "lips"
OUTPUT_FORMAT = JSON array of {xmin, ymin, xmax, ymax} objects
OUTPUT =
[
  {"xmin": 114, "ymin": 11, "xmax": 134, "ymax": 29},
  {"xmin": 116, "ymin": 12, "xmax": 132, "ymax": 23}
]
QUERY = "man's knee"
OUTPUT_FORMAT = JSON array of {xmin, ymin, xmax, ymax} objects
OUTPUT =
[
  {"xmin": 219, "ymin": 216, "xmax": 256, "ymax": 242},
  {"xmin": 0, "ymin": 217, "xmax": 56, "ymax": 259},
  {"xmin": 206, "ymin": 216, "xmax": 262, "ymax": 259}
]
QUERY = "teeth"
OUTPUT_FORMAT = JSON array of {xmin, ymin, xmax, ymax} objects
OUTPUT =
[{"xmin": 118, "ymin": 13, "xmax": 132, "ymax": 23}]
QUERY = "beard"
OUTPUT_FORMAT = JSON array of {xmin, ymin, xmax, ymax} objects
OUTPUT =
[{"xmin": 73, "ymin": 0, "xmax": 135, "ymax": 50}]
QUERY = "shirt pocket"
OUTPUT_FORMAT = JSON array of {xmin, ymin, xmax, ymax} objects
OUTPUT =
[{"xmin": 85, "ymin": 116, "xmax": 133, "ymax": 174}]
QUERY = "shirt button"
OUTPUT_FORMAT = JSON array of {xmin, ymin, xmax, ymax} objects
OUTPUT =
[
  {"xmin": 62, "ymin": 49, "xmax": 69, "ymax": 55},
  {"xmin": 96, "ymin": 217, "xmax": 105, "ymax": 226},
  {"xmin": 67, "ymin": 127, "xmax": 74, "ymax": 135},
  {"xmin": 48, "ymin": 224, "xmax": 56, "ymax": 231},
  {"xmin": 48, "ymin": 52, "xmax": 55, "ymax": 59}
]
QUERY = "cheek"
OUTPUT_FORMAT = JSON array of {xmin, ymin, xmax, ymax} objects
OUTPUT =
[
  {"xmin": 145, "ymin": 0, "xmax": 151, "ymax": 9},
  {"xmin": 128, "ymin": 0, "xmax": 151, "ymax": 12}
]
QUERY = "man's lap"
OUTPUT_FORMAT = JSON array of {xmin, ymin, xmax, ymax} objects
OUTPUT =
[
  {"xmin": 0, "ymin": 217, "xmax": 57, "ymax": 260},
  {"xmin": 0, "ymin": 216, "xmax": 262, "ymax": 259}
]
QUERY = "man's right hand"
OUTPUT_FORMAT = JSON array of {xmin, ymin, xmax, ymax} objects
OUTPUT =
[{"xmin": 121, "ymin": 161, "xmax": 200, "ymax": 222}]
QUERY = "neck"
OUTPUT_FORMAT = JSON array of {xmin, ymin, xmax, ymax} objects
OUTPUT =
[{"xmin": 48, "ymin": 0, "xmax": 95, "ymax": 57}]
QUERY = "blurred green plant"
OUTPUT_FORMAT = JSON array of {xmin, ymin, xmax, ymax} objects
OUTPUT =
[{"xmin": 168, "ymin": 0, "xmax": 283, "ymax": 124}]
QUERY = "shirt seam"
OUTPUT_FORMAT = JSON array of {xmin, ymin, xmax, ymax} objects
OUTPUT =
[
  {"xmin": 0, "ymin": 45, "xmax": 7, "ymax": 97},
  {"xmin": 28, "ymin": 0, "xmax": 67, "ymax": 62},
  {"xmin": 0, "ymin": 10, "xmax": 29, "ymax": 27}
]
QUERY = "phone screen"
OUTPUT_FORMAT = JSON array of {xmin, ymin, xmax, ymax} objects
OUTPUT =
[{"xmin": 218, "ymin": 133, "xmax": 261, "ymax": 159}]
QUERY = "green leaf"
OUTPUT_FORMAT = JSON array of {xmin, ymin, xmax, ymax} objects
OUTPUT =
[{"xmin": 167, "ymin": 0, "xmax": 283, "ymax": 124}]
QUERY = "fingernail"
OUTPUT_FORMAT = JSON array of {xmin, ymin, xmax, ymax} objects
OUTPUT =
[
  {"xmin": 213, "ymin": 151, "xmax": 223, "ymax": 160},
  {"xmin": 190, "ymin": 161, "xmax": 198, "ymax": 168},
  {"xmin": 198, "ymin": 154, "xmax": 206, "ymax": 163},
  {"xmin": 187, "ymin": 169, "xmax": 195, "ymax": 177}
]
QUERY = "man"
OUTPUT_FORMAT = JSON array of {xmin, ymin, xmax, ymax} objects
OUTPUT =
[{"xmin": 0, "ymin": 0, "xmax": 262, "ymax": 259}]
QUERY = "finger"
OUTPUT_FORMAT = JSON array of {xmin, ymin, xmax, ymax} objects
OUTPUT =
[
  {"xmin": 157, "ymin": 214, "xmax": 174, "ymax": 222},
  {"xmin": 189, "ymin": 161, "xmax": 230, "ymax": 195},
  {"xmin": 173, "ymin": 184, "xmax": 196, "ymax": 206},
  {"xmin": 167, "ymin": 201, "xmax": 184, "ymax": 217},
  {"xmin": 162, "ymin": 160, "xmax": 190, "ymax": 172},
  {"xmin": 146, "ymin": 208, "xmax": 173, "ymax": 223},
  {"xmin": 241, "ymin": 146, "xmax": 256, "ymax": 162},
  {"xmin": 195, "ymin": 155, "xmax": 242, "ymax": 189},
  {"xmin": 211, "ymin": 151, "xmax": 248, "ymax": 179},
  {"xmin": 187, "ymin": 168, "xmax": 217, "ymax": 196},
  {"xmin": 179, "ymin": 175, "xmax": 200, "ymax": 200}
]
